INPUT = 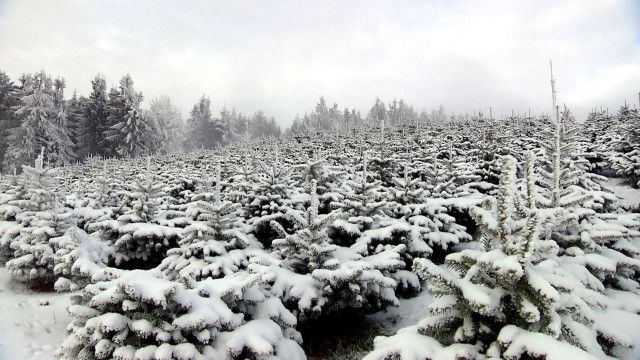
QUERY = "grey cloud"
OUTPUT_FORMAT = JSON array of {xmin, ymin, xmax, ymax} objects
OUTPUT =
[{"xmin": 0, "ymin": 0, "xmax": 638, "ymax": 126}]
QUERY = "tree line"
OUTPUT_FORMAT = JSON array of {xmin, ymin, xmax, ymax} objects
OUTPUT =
[{"xmin": 0, "ymin": 70, "xmax": 282, "ymax": 173}]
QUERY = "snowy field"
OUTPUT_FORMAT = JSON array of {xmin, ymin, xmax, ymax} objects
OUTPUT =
[
  {"xmin": 0, "ymin": 101, "xmax": 639, "ymax": 359},
  {"xmin": 1, "ymin": 158, "xmax": 639, "ymax": 359},
  {"xmin": 0, "ymin": 268, "xmax": 72, "ymax": 360},
  {"xmin": 3, "ymin": 0, "xmax": 640, "ymax": 358},
  {"xmin": 605, "ymin": 177, "xmax": 640, "ymax": 210}
]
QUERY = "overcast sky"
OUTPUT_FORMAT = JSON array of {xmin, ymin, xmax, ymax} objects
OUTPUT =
[{"xmin": 0, "ymin": 0, "xmax": 638, "ymax": 126}]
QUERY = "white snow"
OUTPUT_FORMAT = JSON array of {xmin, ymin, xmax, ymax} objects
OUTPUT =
[
  {"xmin": 367, "ymin": 289, "xmax": 433, "ymax": 333},
  {"xmin": 0, "ymin": 267, "xmax": 73, "ymax": 360},
  {"xmin": 604, "ymin": 177, "xmax": 640, "ymax": 209}
]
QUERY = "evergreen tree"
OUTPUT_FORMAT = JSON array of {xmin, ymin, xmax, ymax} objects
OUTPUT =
[
  {"xmin": 48, "ymin": 77, "xmax": 75, "ymax": 166},
  {"xmin": 159, "ymin": 167, "xmax": 252, "ymax": 285},
  {"xmin": 57, "ymin": 270, "xmax": 304, "ymax": 360},
  {"xmin": 103, "ymin": 86, "xmax": 124, "ymax": 157},
  {"xmin": 247, "ymin": 148, "xmax": 293, "ymax": 245},
  {"xmin": 146, "ymin": 96, "xmax": 184, "ymax": 154},
  {"xmin": 365, "ymin": 156, "xmax": 625, "ymax": 359},
  {"xmin": 368, "ymin": 97, "xmax": 387, "ymax": 123},
  {"xmin": 83, "ymin": 75, "xmax": 108, "ymax": 157},
  {"xmin": 185, "ymin": 95, "xmax": 214, "ymax": 150},
  {"xmin": 271, "ymin": 180, "xmax": 340, "ymax": 274},
  {"xmin": 0, "ymin": 71, "xmax": 19, "ymax": 173},
  {"xmin": 52, "ymin": 226, "xmax": 113, "ymax": 291},
  {"xmin": 330, "ymin": 151, "xmax": 387, "ymax": 243},
  {"xmin": 2, "ymin": 72, "xmax": 75, "ymax": 168},
  {"xmin": 615, "ymin": 106, "xmax": 640, "ymax": 188},
  {"xmin": 5, "ymin": 151, "xmax": 72, "ymax": 285},
  {"xmin": 67, "ymin": 91, "xmax": 88, "ymax": 159},
  {"xmin": 106, "ymin": 75, "xmax": 148, "ymax": 158},
  {"xmin": 3, "ymin": 72, "xmax": 56, "ymax": 170},
  {"xmin": 88, "ymin": 158, "xmax": 180, "ymax": 266}
]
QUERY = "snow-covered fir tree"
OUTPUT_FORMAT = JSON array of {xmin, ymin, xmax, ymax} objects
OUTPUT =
[
  {"xmin": 82, "ymin": 74, "xmax": 109, "ymax": 157},
  {"xmin": 88, "ymin": 158, "xmax": 180, "ymax": 267},
  {"xmin": 365, "ymin": 155, "xmax": 633, "ymax": 359},
  {"xmin": 271, "ymin": 180, "xmax": 340, "ymax": 274},
  {"xmin": 3, "ymin": 72, "xmax": 58, "ymax": 170},
  {"xmin": 159, "ymin": 166, "xmax": 254, "ymax": 285},
  {"xmin": 614, "ymin": 105, "xmax": 640, "ymax": 188},
  {"xmin": 5, "ymin": 151, "xmax": 74, "ymax": 285},
  {"xmin": 57, "ymin": 270, "xmax": 305, "ymax": 359},
  {"xmin": 105, "ymin": 75, "xmax": 148, "ymax": 158}
]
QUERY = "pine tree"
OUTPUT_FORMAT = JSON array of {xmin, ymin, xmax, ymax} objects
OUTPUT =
[
  {"xmin": 88, "ymin": 158, "xmax": 180, "ymax": 266},
  {"xmin": 48, "ymin": 77, "xmax": 76, "ymax": 166},
  {"xmin": 146, "ymin": 96, "xmax": 184, "ymax": 154},
  {"xmin": 57, "ymin": 270, "xmax": 304, "ymax": 360},
  {"xmin": 185, "ymin": 96, "xmax": 214, "ymax": 150},
  {"xmin": 0, "ymin": 71, "xmax": 19, "ymax": 173},
  {"xmin": 3, "ymin": 72, "xmax": 56, "ymax": 170},
  {"xmin": 67, "ymin": 91, "xmax": 88, "ymax": 159},
  {"xmin": 252, "ymin": 179, "xmax": 404, "ymax": 317},
  {"xmin": 271, "ymin": 180, "xmax": 340, "ymax": 274},
  {"xmin": 5, "ymin": 151, "xmax": 72, "ymax": 285},
  {"xmin": 537, "ymin": 109, "xmax": 620, "ymax": 245},
  {"xmin": 83, "ymin": 75, "xmax": 108, "ymax": 157},
  {"xmin": 365, "ymin": 156, "xmax": 625, "ymax": 359},
  {"xmin": 248, "ymin": 148, "xmax": 293, "ymax": 246},
  {"xmin": 293, "ymin": 151, "xmax": 344, "ymax": 213},
  {"xmin": 102, "ymin": 86, "xmax": 122, "ymax": 156},
  {"xmin": 105, "ymin": 75, "xmax": 148, "ymax": 158},
  {"xmin": 615, "ymin": 106, "xmax": 640, "ymax": 188},
  {"xmin": 330, "ymin": 151, "xmax": 386, "ymax": 244},
  {"xmin": 159, "ymin": 167, "xmax": 252, "ymax": 285},
  {"xmin": 52, "ymin": 226, "xmax": 113, "ymax": 291},
  {"xmin": 226, "ymin": 150, "xmax": 256, "ymax": 208}
]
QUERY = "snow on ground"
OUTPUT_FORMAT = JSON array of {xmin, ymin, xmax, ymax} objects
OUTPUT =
[
  {"xmin": 0, "ymin": 267, "xmax": 73, "ymax": 360},
  {"xmin": 605, "ymin": 177, "xmax": 640, "ymax": 209},
  {"xmin": 367, "ymin": 289, "xmax": 432, "ymax": 334}
]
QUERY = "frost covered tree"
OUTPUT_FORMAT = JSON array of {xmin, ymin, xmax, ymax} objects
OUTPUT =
[
  {"xmin": 6, "ymin": 204, "xmax": 73, "ymax": 285},
  {"xmin": 226, "ymin": 150, "xmax": 256, "ymax": 207},
  {"xmin": 105, "ymin": 75, "xmax": 148, "ymax": 158},
  {"xmin": 57, "ymin": 270, "xmax": 304, "ymax": 360},
  {"xmin": 159, "ymin": 167, "xmax": 253, "ymax": 284},
  {"xmin": 580, "ymin": 109, "xmax": 620, "ymax": 176},
  {"xmin": 247, "ymin": 149, "xmax": 293, "ymax": 245},
  {"xmin": 330, "ymin": 151, "xmax": 387, "ymax": 244},
  {"xmin": 424, "ymin": 141, "xmax": 479, "ymax": 198},
  {"xmin": 365, "ymin": 155, "xmax": 631, "ymax": 359},
  {"xmin": 382, "ymin": 160, "xmax": 472, "ymax": 267},
  {"xmin": 367, "ymin": 97, "xmax": 387, "ymax": 124},
  {"xmin": 271, "ymin": 180, "xmax": 340, "ymax": 274},
  {"xmin": 3, "ymin": 72, "xmax": 58, "ymax": 170},
  {"xmin": 0, "ymin": 71, "xmax": 19, "ymax": 173},
  {"xmin": 82, "ymin": 74, "xmax": 109, "ymax": 157},
  {"xmin": 537, "ymin": 109, "xmax": 593, "ymax": 210},
  {"xmin": 614, "ymin": 106, "xmax": 640, "ymax": 188},
  {"xmin": 88, "ymin": 158, "xmax": 180, "ymax": 266},
  {"xmin": 48, "ymin": 77, "xmax": 76, "ymax": 166},
  {"xmin": 185, "ymin": 95, "xmax": 214, "ymax": 151},
  {"xmin": 66, "ymin": 91, "xmax": 88, "ymax": 159},
  {"xmin": 146, "ymin": 96, "xmax": 184, "ymax": 154},
  {"xmin": 249, "ymin": 110, "xmax": 281, "ymax": 139},
  {"xmin": 252, "ymin": 179, "xmax": 404, "ymax": 317},
  {"xmin": 5, "ymin": 151, "xmax": 73, "ymax": 285},
  {"xmin": 52, "ymin": 226, "xmax": 113, "ymax": 291},
  {"xmin": 517, "ymin": 112, "xmax": 638, "ymax": 296},
  {"xmin": 0, "ymin": 149, "xmax": 55, "ymax": 225},
  {"xmin": 293, "ymin": 152, "xmax": 344, "ymax": 213}
]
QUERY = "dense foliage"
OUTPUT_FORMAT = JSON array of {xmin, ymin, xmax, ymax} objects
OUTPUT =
[{"xmin": 0, "ymin": 76, "xmax": 639, "ymax": 358}]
